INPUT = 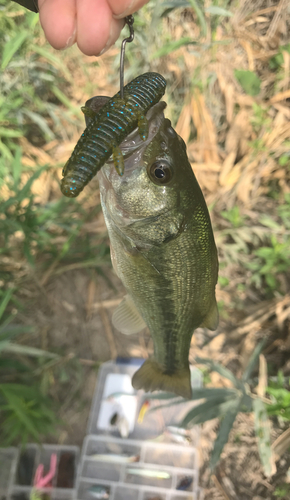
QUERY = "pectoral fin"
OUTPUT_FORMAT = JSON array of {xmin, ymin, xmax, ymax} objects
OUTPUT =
[
  {"xmin": 112, "ymin": 295, "xmax": 147, "ymax": 335},
  {"xmin": 201, "ymin": 298, "xmax": 219, "ymax": 331},
  {"xmin": 113, "ymin": 145, "xmax": 124, "ymax": 176}
]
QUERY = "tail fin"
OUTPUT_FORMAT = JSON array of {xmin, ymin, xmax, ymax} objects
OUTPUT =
[{"xmin": 132, "ymin": 359, "xmax": 192, "ymax": 399}]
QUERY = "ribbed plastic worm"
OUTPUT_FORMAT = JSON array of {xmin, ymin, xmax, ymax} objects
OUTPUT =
[{"xmin": 61, "ymin": 72, "xmax": 166, "ymax": 198}]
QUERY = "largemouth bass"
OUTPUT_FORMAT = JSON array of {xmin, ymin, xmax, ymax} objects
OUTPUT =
[
  {"xmin": 61, "ymin": 73, "xmax": 166, "ymax": 198},
  {"xmin": 97, "ymin": 94, "xmax": 219, "ymax": 399}
]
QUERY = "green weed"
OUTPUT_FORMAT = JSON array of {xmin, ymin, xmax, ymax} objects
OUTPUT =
[
  {"xmin": 269, "ymin": 43, "xmax": 290, "ymax": 70},
  {"xmin": 147, "ymin": 341, "xmax": 276, "ymax": 474},
  {"xmin": 267, "ymin": 372, "xmax": 290, "ymax": 422},
  {"xmin": 274, "ymin": 484, "xmax": 290, "ymax": 498},
  {"xmin": 251, "ymin": 103, "xmax": 272, "ymax": 134},
  {"xmin": 221, "ymin": 206, "xmax": 245, "ymax": 228},
  {"xmin": 234, "ymin": 69, "xmax": 261, "ymax": 96},
  {"xmin": 247, "ymin": 234, "xmax": 290, "ymax": 291},
  {"xmin": 0, "ymin": 1, "xmax": 80, "ymax": 168},
  {"xmin": 0, "ymin": 147, "xmax": 109, "ymax": 272},
  {"xmin": 0, "ymin": 289, "xmax": 58, "ymax": 445}
]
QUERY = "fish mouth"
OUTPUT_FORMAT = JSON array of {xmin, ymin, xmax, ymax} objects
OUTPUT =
[
  {"xmin": 97, "ymin": 101, "xmax": 168, "ymax": 225},
  {"xmin": 101, "ymin": 101, "xmax": 167, "ymax": 176}
]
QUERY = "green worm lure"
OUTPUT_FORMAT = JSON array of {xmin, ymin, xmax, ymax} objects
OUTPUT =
[{"xmin": 61, "ymin": 72, "xmax": 166, "ymax": 198}]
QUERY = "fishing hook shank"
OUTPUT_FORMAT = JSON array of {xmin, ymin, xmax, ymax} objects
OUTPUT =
[{"xmin": 120, "ymin": 15, "xmax": 134, "ymax": 99}]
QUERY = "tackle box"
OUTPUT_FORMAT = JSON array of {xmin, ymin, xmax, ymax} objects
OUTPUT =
[
  {"xmin": 1, "ymin": 444, "xmax": 79, "ymax": 500},
  {"xmin": 76, "ymin": 359, "xmax": 202, "ymax": 500},
  {"xmin": 1, "ymin": 359, "xmax": 203, "ymax": 500}
]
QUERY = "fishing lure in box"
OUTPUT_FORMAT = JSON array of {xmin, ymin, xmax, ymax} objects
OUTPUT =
[{"xmin": 61, "ymin": 72, "xmax": 166, "ymax": 198}]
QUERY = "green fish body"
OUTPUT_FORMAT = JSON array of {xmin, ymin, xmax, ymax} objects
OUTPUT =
[{"xmin": 97, "ymin": 101, "xmax": 219, "ymax": 399}]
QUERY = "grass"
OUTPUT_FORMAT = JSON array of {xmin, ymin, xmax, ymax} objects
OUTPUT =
[
  {"xmin": 1, "ymin": 0, "xmax": 290, "ymax": 495},
  {"xmin": 0, "ymin": 289, "xmax": 58, "ymax": 445}
]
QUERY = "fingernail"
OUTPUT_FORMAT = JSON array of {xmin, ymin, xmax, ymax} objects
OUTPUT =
[
  {"xmin": 97, "ymin": 25, "xmax": 115, "ymax": 56},
  {"xmin": 113, "ymin": 0, "xmax": 138, "ymax": 19},
  {"xmin": 65, "ymin": 26, "xmax": 76, "ymax": 49}
]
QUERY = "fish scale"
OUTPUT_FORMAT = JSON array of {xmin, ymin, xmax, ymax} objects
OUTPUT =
[{"xmin": 61, "ymin": 72, "xmax": 166, "ymax": 198}]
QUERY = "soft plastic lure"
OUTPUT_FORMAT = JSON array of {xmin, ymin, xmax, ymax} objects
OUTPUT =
[{"xmin": 61, "ymin": 72, "xmax": 166, "ymax": 198}]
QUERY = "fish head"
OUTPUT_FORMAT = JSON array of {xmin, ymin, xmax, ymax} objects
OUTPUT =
[{"xmin": 98, "ymin": 102, "xmax": 193, "ymax": 246}]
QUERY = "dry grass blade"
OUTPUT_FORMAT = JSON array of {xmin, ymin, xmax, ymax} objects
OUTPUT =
[
  {"xmin": 175, "ymin": 101, "xmax": 192, "ymax": 144},
  {"xmin": 190, "ymin": 90, "xmax": 220, "ymax": 164},
  {"xmin": 269, "ymin": 89, "xmax": 290, "ymax": 104},
  {"xmin": 272, "ymin": 427, "xmax": 290, "ymax": 461},
  {"xmin": 86, "ymin": 279, "xmax": 96, "ymax": 320},
  {"xmin": 99, "ymin": 304, "xmax": 117, "ymax": 359},
  {"xmin": 256, "ymin": 354, "xmax": 268, "ymax": 398},
  {"xmin": 230, "ymin": 296, "xmax": 290, "ymax": 340},
  {"xmin": 266, "ymin": 0, "xmax": 288, "ymax": 41},
  {"xmin": 211, "ymin": 474, "xmax": 231, "ymax": 500},
  {"xmin": 253, "ymin": 398, "xmax": 276, "ymax": 477},
  {"xmin": 92, "ymin": 298, "xmax": 122, "ymax": 310}
]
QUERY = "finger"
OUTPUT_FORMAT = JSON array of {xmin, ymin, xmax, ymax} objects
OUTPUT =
[
  {"xmin": 38, "ymin": 0, "xmax": 77, "ymax": 50},
  {"xmin": 76, "ymin": 0, "xmax": 123, "ymax": 56},
  {"xmin": 108, "ymin": 0, "xmax": 149, "ymax": 18}
]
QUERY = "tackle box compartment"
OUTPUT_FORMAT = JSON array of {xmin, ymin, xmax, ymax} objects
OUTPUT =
[{"xmin": 2, "ymin": 443, "xmax": 79, "ymax": 500}]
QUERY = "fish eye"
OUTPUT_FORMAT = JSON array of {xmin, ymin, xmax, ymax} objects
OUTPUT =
[{"xmin": 148, "ymin": 160, "xmax": 173, "ymax": 185}]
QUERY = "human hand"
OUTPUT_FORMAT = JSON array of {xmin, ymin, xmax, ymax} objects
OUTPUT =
[{"xmin": 38, "ymin": 0, "xmax": 149, "ymax": 56}]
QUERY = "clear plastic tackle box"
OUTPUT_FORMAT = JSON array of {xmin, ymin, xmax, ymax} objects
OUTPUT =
[{"xmin": 76, "ymin": 359, "xmax": 203, "ymax": 500}]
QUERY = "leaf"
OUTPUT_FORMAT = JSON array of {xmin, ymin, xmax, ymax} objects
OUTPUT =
[
  {"xmin": 0, "ymin": 325, "xmax": 33, "ymax": 342},
  {"xmin": 147, "ymin": 388, "xmax": 239, "ymax": 414},
  {"xmin": 0, "ymin": 289, "xmax": 14, "ymax": 322},
  {"xmin": 205, "ymin": 6, "xmax": 233, "ymax": 17},
  {"xmin": 259, "ymin": 216, "xmax": 281, "ymax": 230},
  {"xmin": 181, "ymin": 393, "xmax": 239, "ymax": 428},
  {"xmin": 253, "ymin": 398, "xmax": 276, "ymax": 477},
  {"xmin": 0, "ymin": 388, "xmax": 40, "ymax": 441},
  {"xmin": 195, "ymin": 357, "xmax": 242, "ymax": 389},
  {"xmin": 210, "ymin": 399, "xmax": 241, "ymax": 469},
  {"xmin": 1, "ymin": 31, "xmax": 29, "ymax": 70},
  {"xmin": 2, "ymin": 343, "xmax": 59, "ymax": 358},
  {"xmin": 234, "ymin": 70, "xmax": 261, "ymax": 96},
  {"xmin": 22, "ymin": 110, "xmax": 54, "ymax": 140},
  {"xmin": 51, "ymin": 86, "xmax": 82, "ymax": 116},
  {"xmin": 33, "ymin": 46, "xmax": 71, "ymax": 80},
  {"xmin": 11, "ymin": 147, "xmax": 23, "ymax": 186},
  {"xmin": 151, "ymin": 37, "xmax": 197, "ymax": 59},
  {"xmin": 13, "ymin": 166, "xmax": 46, "ymax": 203},
  {"xmin": 0, "ymin": 128, "xmax": 22, "ymax": 138},
  {"xmin": 242, "ymin": 340, "xmax": 267, "ymax": 382},
  {"xmin": 158, "ymin": 0, "xmax": 191, "ymax": 18},
  {"xmin": 188, "ymin": 0, "xmax": 207, "ymax": 36}
]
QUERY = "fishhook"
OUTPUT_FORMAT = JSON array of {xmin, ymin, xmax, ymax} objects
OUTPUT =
[{"xmin": 120, "ymin": 15, "xmax": 134, "ymax": 99}]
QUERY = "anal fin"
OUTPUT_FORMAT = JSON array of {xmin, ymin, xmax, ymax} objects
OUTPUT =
[{"xmin": 201, "ymin": 298, "xmax": 219, "ymax": 331}]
